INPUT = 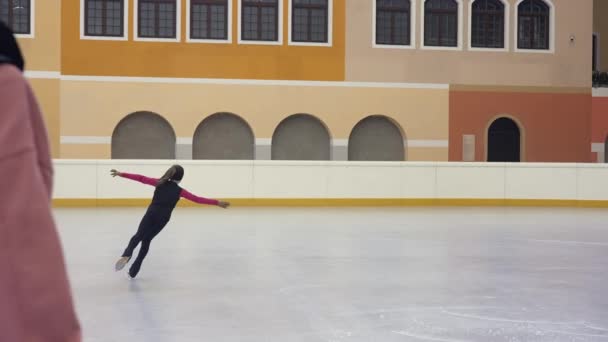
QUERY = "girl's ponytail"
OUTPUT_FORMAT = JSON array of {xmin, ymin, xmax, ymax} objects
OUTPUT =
[{"xmin": 156, "ymin": 166, "xmax": 177, "ymax": 187}]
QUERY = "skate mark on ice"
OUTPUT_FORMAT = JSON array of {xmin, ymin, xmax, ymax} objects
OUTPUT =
[
  {"xmin": 441, "ymin": 310, "xmax": 578, "ymax": 325},
  {"xmin": 392, "ymin": 330, "xmax": 469, "ymax": 342}
]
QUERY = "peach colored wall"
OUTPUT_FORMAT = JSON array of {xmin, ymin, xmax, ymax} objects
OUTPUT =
[
  {"xmin": 408, "ymin": 148, "xmax": 447, "ymax": 161},
  {"xmin": 59, "ymin": 80, "xmax": 449, "ymax": 159},
  {"xmin": 449, "ymin": 90, "xmax": 592, "ymax": 162},
  {"xmin": 60, "ymin": 81, "xmax": 448, "ymax": 138},
  {"xmin": 346, "ymin": 0, "xmax": 592, "ymax": 87},
  {"xmin": 17, "ymin": 0, "xmax": 61, "ymax": 71},
  {"xmin": 61, "ymin": 145, "xmax": 111, "ymax": 159},
  {"xmin": 29, "ymin": 79, "xmax": 60, "ymax": 157},
  {"xmin": 594, "ymin": 0, "xmax": 608, "ymax": 70}
]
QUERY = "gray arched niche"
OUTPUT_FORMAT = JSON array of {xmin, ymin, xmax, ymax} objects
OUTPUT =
[
  {"xmin": 348, "ymin": 115, "xmax": 405, "ymax": 161},
  {"xmin": 112, "ymin": 111, "xmax": 176, "ymax": 159},
  {"xmin": 271, "ymin": 114, "xmax": 331, "ymax": 160},
  {"xmin": 193, "ymin": 112, "xmax": 255, "ymax": 160}
]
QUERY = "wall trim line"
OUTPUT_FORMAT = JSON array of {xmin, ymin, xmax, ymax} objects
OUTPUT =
[
  {"xmin": 24, "ymin": 71, "xmax": 61, "ymax": 79},
  {"xmin": 19, "ymin": 73, "xmax": 448, "ymax": 89},
  {"xmin": 451, "ymin": 84, "xmax": 590, "ymax": 94},
  {"xmin": 62, "ymin": 136, "xmax": 449, "ymax": 148},
  {"xmin": 52, "ymin": 198, "xmax": 608, "ymax": 208},
  {"xmin": 593, "ymin": 88, "xmax": 608, "ymax": 97},
  {"xmin": 61, "ymin": 136, "xmax": 111, "ymax": 144}
]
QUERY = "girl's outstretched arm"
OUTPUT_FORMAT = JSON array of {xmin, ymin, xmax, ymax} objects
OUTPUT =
[
  {"xmin": 180, "ymin": 188, "xmax": 230, "ymax": 208},
  {"xmin": 111, "ymin": 169, "xmax": 158, "ymax": 186}
]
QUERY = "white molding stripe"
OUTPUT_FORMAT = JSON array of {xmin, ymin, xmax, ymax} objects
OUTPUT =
[
  {"xmin": 59, "ymin": 74, "xmax": 449, "ymax": 89},
  {"xmin": 592, "ymin": 143, "xmax": 605, "ymax": 153},
  {"xmin": 22, "ymin": 71, "xmax": 449, "ymax": 89},
  {"xmin": 331, "ymin": 139, "xmax": 348, "ymax": 147},
  {"xmin": 61, "ymin": 136, "xmax": 448, "ymax": 149},
  {"xmin": 256, "ymin": 138, "xmax": 272, "ymax": 146},
  {"xmin": 593, "ymin": 88, "xmax": 608, "ymax": 97},
  {"xmin": 61, "ymin": 136, "xmax": 111, "ymax": 144},
  {"xmin": 24, "ymin": 71, "xmax": 61, "ymax": 79}
]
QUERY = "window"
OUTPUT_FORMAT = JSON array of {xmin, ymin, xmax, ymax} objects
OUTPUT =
[
  {"xmin": 593, "ymin": 33, "xmax": 598, "ymax": 71},
  {"xmin": 84, "ymin": 0, "xmax": 124, "ymax": 37},
  {"xmin": 291, "ymin": 0, "xmax": 328, "ymax": 43},
  {"xmin": 517, "ymin": 0, "xmax": 549, "ymax": 50},
  {"xmin": 0, "ymin": 0, "xmax": 31, "ymax": 35},
  {"xmin": 137, "ymin": 0, "xmax": 177, "ymax": 39},
  {"xmin": 190, "ymin": 0, "xmax": 228, "ymax": 40},
  {"xmin": 375, "ymin": 0, "xmax": 411, "ymax": 46},
  {"xmin": 424, "ymin": 0, "xmax": 458, "ymax": 47},
  {"xmin": 471, "ymin": 0, "xmax": 504, "ymax": 49},
  {"xmin": 241, "ymin": 0, "xmax": 279, "ymax": 42}
]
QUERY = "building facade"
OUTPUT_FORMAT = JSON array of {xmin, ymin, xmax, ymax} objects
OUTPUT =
[{"xmin": 3, "ymin": 0, "xmax": 597, "ymax": 162}]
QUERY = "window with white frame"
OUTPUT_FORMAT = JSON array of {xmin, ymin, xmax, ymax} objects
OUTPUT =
[
  {"xmin": 593, "ymin": 33, "xmax": 598, "ymax": 71},
  {"xmin": 0, "ymin": 0, "xmax": 31, "ymax": 35},
  {"xmin": 84, "ymin": 0, "xmax": 124, "ymax": 37},
  {"xmin": 424, "ymin": 0, "xmax": 458, "ymax": 47},
  {"xmin": 517, "ymin": 0, "xmax": 550, "ymax": 50},
  {"xmin": 241, "ymin": 0, "xmax": 279, "ymax": 42},
  {"xmin": 190, "ymin": 0, "xmax": 229, "ymax": 40},
  {"xmin": 471, "ymin": 0, "xmax": 505, "ymax": 49},
  {"xmin": 376, "ymin": 0, "xmax": 411, "ymax": 46},
  {"xmin": 291, "ymin": 0, "xmax": 329, "ymax": 43},
  {"xmin": 138, "ymin": 0, "xmax": 178, "ymax": 39}
]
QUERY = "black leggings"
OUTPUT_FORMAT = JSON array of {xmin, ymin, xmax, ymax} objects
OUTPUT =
[{"xmin": 122, "ymin": 211, "xmax": 170, "ymax": 277}]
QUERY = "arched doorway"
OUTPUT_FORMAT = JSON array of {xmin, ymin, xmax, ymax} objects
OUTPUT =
[
  {"xmin": 604, "ymin": 135, "xmax": 608, "ymax": 163},
  {"xmin": 348, "ymin": 115, "xmax": 405, "ymax": 161},
  {"xmin": 271, "ymin": 114, "xmax": 331, "ymax": 160},
  {"xmin": 487, "ymin": 117, "xmax": 521, "ymax": 162},
  {"xmin": 193, "ymin": 113, "xmax": 255, "ymax": 160},
  {"xmin": 112, "ymin": 111, "xmax": 176, "ymax": 159}
]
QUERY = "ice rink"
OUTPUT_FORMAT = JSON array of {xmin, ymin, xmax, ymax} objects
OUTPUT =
[{"xmin": 54, "ymin": 207, "xmax": 608, "ymax": 342}]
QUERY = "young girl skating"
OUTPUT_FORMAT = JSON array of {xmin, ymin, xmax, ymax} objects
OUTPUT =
[{"xmin": 111, "ymin": 165, "xmax": 229, "ymax": 278}]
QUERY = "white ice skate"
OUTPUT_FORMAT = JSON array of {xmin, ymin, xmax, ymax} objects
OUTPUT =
[{"xmin": 115, "ymin": 256, "xmax": 131, "ymax": 271}]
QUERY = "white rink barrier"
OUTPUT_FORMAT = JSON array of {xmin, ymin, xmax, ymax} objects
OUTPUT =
[{"xmin": 52, "ymin": 160, "xmax": 608, "ymax": 207}]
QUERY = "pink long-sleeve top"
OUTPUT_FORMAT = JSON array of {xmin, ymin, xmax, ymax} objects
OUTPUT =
[
  {"xmin": 119, "ymin": 172, "xmax": 220, "ymax": 206},
  {"xmin": 0, "ymin": 65, "xmax": 81, "ymax": 342}
]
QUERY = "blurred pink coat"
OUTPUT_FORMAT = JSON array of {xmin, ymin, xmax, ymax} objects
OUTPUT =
[{"xmin": 0, "ymin": 64, "xmax": 81, "ymax": 342}]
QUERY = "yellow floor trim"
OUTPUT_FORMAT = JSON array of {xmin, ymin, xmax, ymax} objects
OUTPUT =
[{"xmin": 52, "ymin": 198, "xmax": 608, "ymax": 208}]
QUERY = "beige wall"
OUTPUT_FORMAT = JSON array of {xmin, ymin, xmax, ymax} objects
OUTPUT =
[
  {"xmin": 59, "ymin": 80, "xmax": 449, "ymax": 159},
  {"xmin": 595, "ymin": 0, "xmax": 608, "ymax": 71},
  {"xmin": 60, "ymin": 81, "xmax": 449, "ymax": 139},
  {"xmin": 29, "ymin": 79, "xmax": 60, "ymax": 157},
  {"xmin": 346, "ymin": 0, "xmax": 592, "ymax": 87},
  {"xmin": 17, "ymin": 0, "xmax": 61, "ymax": 71}
]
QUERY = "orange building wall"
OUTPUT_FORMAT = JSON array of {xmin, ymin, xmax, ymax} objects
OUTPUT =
[
  {"xmin": 449, "ymin": 90, "xmax": 592, "ymax": 163},
  {"xmin": 61, "ymin": 0, "xmax": 345, "ymax": 80}
]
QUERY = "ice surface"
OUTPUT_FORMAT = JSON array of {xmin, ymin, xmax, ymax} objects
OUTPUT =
[{"xmin": 54, "ymin": 207, "xmax": 608, "ymax": 342}]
